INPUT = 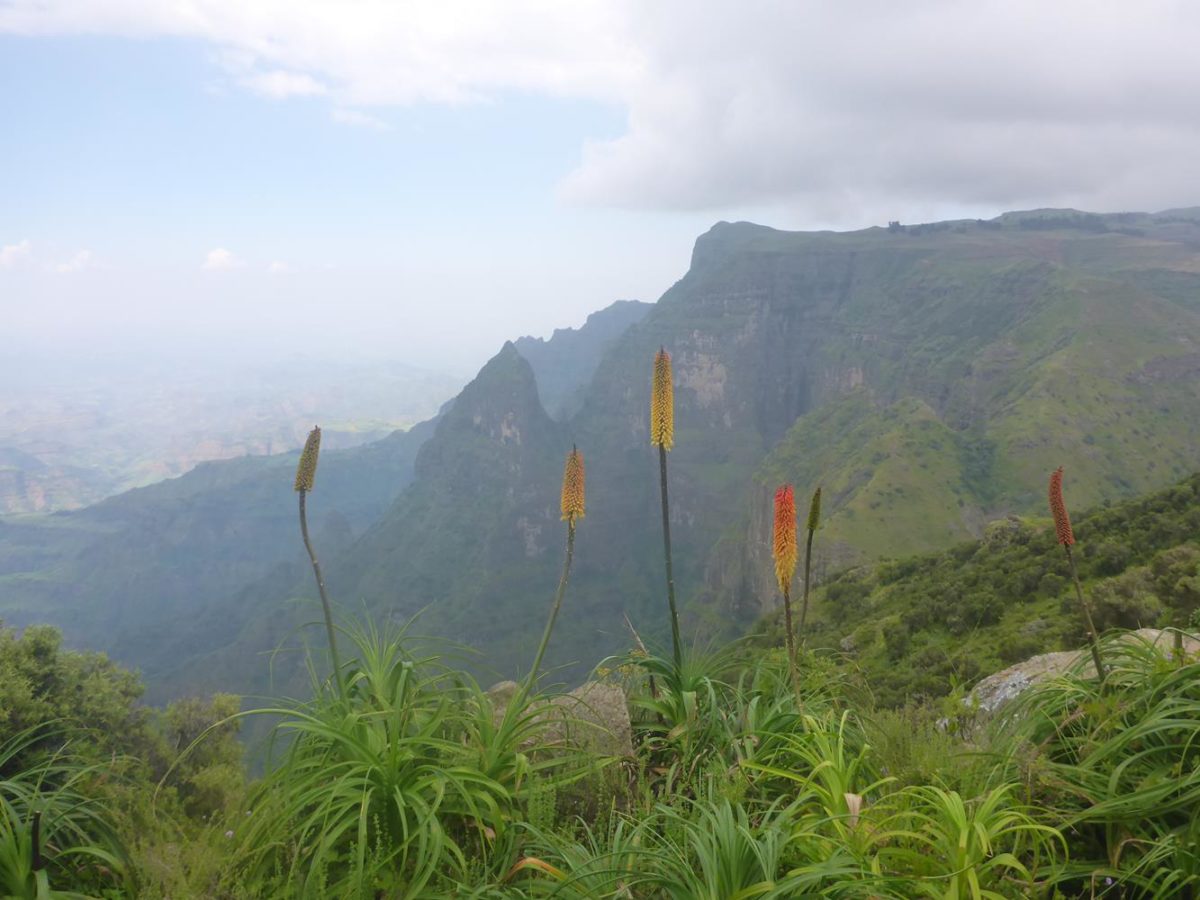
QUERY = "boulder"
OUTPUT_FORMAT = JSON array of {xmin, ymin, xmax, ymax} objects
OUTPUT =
[
  {"xmin": 484, "ymin": 680, "xmax": 633, "ymax": 758},
  {"xmin": 969, "ymin": 628, "xmax": 1200, "ymax": 716}
]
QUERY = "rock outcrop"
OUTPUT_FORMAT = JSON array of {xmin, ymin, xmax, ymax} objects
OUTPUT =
[
  {"xmin": 486, "ymin": 680, "xmax": 634, "ymax": 758},
  {"xmin": 969, "ymin": 629, "xmax": 1200, "ymax": 716}
]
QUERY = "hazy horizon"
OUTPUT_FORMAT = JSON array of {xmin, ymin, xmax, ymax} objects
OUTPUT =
[{"xmin": 6, "ymin": 2, "xmax": 1200, "ymax": 377}]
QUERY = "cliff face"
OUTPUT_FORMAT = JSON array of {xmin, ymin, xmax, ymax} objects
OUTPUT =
[
  {"xmin": 289, "ymin": 212, "xmax": 1200, "ymax": 681},
  {"xmin": 10, "ymin": 210, "xmax": 1200, "ymax": 698},
  {"xmin": 514, "ymin": 300, "xmax": 652, "ymax": 419}
]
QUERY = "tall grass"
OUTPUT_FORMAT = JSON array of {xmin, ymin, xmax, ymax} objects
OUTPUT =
[
  {"xmin": 996, "ymin": 630, "xmax": 1200, "ymax": 895},
  {"xmin": 0, "ymin": 727, "xmax": 130, "ymax": 899}
]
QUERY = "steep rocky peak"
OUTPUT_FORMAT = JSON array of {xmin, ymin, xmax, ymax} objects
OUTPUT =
[
  {"xmin": 514, "ymin": 300, "xmax": 652, "ymax": 420},
  {"xmin": 412, "ymin": 341, "xmax": 559, "ymax": 482}
]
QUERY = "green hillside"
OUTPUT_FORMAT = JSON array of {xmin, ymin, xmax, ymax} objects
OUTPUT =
[
  {"xmin": 6, "ymin": 210, "xmax": 1200, "ymax": 700},
  {"xmin": 756, "ymin": 470, "xmax": 1200, "ymax": 707}
]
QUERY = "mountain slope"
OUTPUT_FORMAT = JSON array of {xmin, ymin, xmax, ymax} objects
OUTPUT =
[
  {"xmin": 514, "ymin": 300, "xmax": 652, "ymax": 419},
  {"xmin": 761, "ymin": 471, "xmax": 1200, "ymax": 707},
  {"xmin": 183, "ymin": 208, "xmax": 1200, "ymax": 692},
  {"xmin": 8, "ymin": 209, "xmax": 1200, "ymax": 699}
]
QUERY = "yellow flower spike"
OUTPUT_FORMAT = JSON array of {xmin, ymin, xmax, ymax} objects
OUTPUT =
[
  {"xmin": 293, "ymin": 426, "xmax": 321, "ymax": 492},
  {"xmin": 650, "ymin": 347, "xmax": 674, "ymax": 450},
  {"xmin": 560, "ymin": 446, "xmax": 586, "ymax": 524}
]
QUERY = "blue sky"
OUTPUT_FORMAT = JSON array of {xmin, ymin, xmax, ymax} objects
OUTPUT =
[
  {"xmin": 3, "ymin": 2, "xmax": 1199, "ymax": 375},
  {"xmin": 0, "ymin": 30, "xmax": 714, "ymax": 373}
]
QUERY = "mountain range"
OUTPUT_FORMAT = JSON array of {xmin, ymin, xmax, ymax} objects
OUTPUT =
[{"xmin": 5, "ymin": 208, "xmax": 1200, "ymax": 702}]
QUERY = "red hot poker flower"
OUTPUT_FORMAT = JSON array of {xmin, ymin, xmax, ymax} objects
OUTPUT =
[
  {"xmin": 773, "ymin": 484, "xmax": 798, "ymax": 593},
  {"xmin": 1048, "ymin": 466, "xmax": 1075, "ymax": 546}
]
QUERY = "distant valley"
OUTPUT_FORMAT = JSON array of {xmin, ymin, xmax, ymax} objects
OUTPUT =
[{"xmin": 0, "ymin": 357, "xmax": 463, "ymax": 514}]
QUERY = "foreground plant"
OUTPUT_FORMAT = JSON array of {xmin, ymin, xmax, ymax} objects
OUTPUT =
[
  {"xmin": 772, "ymin": 484, "xmax": 799, "ymax": 683},
  {"xmin": 999, "ymin": 632, "xmax": 1200, "ymax": 895},
  {"xmin": 651, "ymin": 347, "xmax": 684, "ymax": 671},
  {"xmin": 294, "ymin": 425, "xmax": 344, "ymax": 698},
  {"xmin": 233, "ymin": 624, "xmax": 523, "ymax": 897},
  {"xmin": 1048, "ymin": 466, "xmax": 1105, "ymax": 681},
  {"xmin": 798, "ymin": 486, "xmax": 821, "ymax": 640},
  {"xmin": 0, "ymin": 728, "xmax": 130, "ymax": 899},
  {"xmin": 526, "ymin": 446, "xmax": 585, "ymax": 691}
]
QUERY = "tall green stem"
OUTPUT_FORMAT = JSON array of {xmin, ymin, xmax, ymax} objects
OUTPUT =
[
  {"xmin": 299, "ymin": 489, "xmax": 344, "ymax": 699},
  {"xmin": 527, "ymin": 522, "xmax": 576, "ymax": 693},
  {"xmin": 658, "ymin": 443, "xmax": 683, "ymax": 671},
  {"xmin": 1065, "ymin": 545, "xmax": 1106, "ymax": 683},
  {"xmin": 781, "ymin": 583, "xmax": 799, "ymax": 694},
  {"xmin": 798, "ymin": 527, "xmax": 816, "ymax": 641}
]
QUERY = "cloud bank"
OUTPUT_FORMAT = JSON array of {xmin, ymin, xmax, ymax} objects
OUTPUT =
[
  {"xmin": 0, "ymin": 239, "xmax": 32, "ymax": 269},
  {"xmin": 4, "ymin": 1, "xmax": 1200, "ymax": 221}
]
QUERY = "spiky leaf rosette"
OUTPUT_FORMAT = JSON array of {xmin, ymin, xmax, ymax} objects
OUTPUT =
[
  {"xmin": 773, "ymin": 484, "xmax": 798, "ymax": 593},
  {"xmin": 1048, "ymin": 466, "xmax": 1075, "ymax": 546},
  {"xmin": 650, "ymin": 347, "xmax": 674, "ymax": 450},
  {"xmin": 560, "ymin": 446, "xmax": 586, "ymax": 523},
  {"xmin": 293, "ymin": 426, "xmax": 321, "ymax": 492},
  {"xmin": 807, "ymin": 486, "xmax": 822, "ymax": 533}
]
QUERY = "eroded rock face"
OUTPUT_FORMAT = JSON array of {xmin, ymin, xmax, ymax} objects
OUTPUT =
[
  {"xmin": 485, "ymin": 680, "xmax": 633, "ymax": 758},
  {"xmin": 969, "ymin": 628, "xmax": 1200, "ymax": 716}
]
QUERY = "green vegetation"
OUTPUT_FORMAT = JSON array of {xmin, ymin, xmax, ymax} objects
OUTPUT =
[
  {"xmin": 773, "ymin": 472, "xmax": 1200, "ymax": 707},
  {"xmin": 5, "ymin": 617, "xmax": 1197, "ymax": 896},
  {"xmin": 5, "ymin": 386, "xmax": 1200, "ymax": 895}
]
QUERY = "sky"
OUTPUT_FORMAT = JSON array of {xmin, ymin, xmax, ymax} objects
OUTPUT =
[{"xmin": 3, "ymin": 1, "xmax": 1200, "ymax": 376}]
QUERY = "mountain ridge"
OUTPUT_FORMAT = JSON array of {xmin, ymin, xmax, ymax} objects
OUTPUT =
[{"xmin": 6, "ymin": 208, "xmax": 1200, "ymax": 699}]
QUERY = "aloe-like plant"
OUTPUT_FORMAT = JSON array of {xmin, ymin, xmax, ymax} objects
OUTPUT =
[
  {"xmin": 999, "ymin": 631, "xmax": 1200, "ymax": 894},
  {"xmin": 230, "ymin": 620, "xmax": 599, "ymax": 897},
  {"xmin": 0, "ymin": 728, "xmax": 130, "ymax": 899},
  {"xmin": 880, "ymin": 784, "xmax": 1064, "ymax": 899}
]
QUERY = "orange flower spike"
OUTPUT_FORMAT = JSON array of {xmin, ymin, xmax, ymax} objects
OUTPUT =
[
  {"xmin": 293, "ymin": 426, "xmax": 321, "ymax": 492},
  {"xmin": 1048, "ymin": 466, "xmax": 1075, "ymax": 546},
  {"xmin": 773, "ymin": 484, "xmax": 798, "ymax": 593},
  {"xmin": 560, "ymin": 446, "xmax": 586, "ymax": 524},
  {"xmin": 650, "ymin": 348, "xmax": 675, "ymax": 450}
]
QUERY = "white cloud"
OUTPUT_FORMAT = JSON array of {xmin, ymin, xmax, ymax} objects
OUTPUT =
[
  {"xmin": 56, "ymin": 249, "xmax": 93, "ymax": 273},
  {"xmin": 0, "ymin": 239, "xmax": 32, "ymax": 269},
  {"xmin": 331, "ymin": 107, "xmax": 389, "ymax": 130},
  {"xmin": 202, "ymin": 247, "xmax": 243, "ymax": 270},
  {"xmin": 241, "ymin": 69, "xmax": 328, "ymax": 99},
  {"xmin": 6, "ymin": 2, "xmax": 1200, "ymax": 221},
  {"xmin": 267, "ymin": 260, "xmax": 289, "ymax": 273}
]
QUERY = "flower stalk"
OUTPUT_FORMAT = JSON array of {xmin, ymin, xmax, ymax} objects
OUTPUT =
[
  {"xmin": 651, "ymin": 348, "xmax": 684, "ymax": 671},
  {"xmin": 527, "ymin": 447, "xmax": 585, "ymax": 691},
  {"xmin": 294, "ymin": 426, "xmax": 344, "ymax": 699},
  {"xmin": 798, "ymin": 486, "xmax": 821, "ymax": 641},
  {"xmin": 1049, "ymin": 467, "xmax": 1105, "ymax": 682},
  {"xmin": 773, "ymin": 485, "xmax": 799, "ymax": 682}
]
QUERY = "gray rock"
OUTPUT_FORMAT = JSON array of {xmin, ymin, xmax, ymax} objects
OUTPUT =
[
  {"xmin": 484, "ymin": 680, "xmax": 633, "ymax": 758},
  {"xmin": 544, "ymin": 682, "xmax": 633, "ymax": 758},
  {"xmin": 969, "ymin": 628, "xmax": 1200, "ymax": 717}
]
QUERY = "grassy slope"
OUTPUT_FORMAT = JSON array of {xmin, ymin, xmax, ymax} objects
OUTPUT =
[{"xmin": 759, "ymin": 472, "xmax": 1200, "ymax": 707}]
